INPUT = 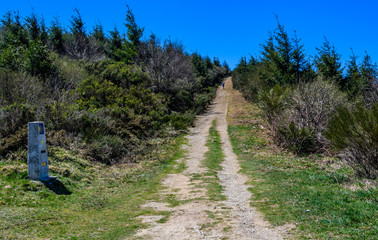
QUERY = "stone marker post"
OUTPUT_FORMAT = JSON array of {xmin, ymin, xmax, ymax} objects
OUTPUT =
[{"xmin": 28, "ymin": 121, "xmax": 49, "ymax": 180}]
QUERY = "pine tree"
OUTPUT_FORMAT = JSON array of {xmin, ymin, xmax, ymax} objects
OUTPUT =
[
  {"xmin": 213, "ymin": 57, "xmax": 221, "ymax": 67},
  {"xmin": 0, "ymin": 11, "xmax": 28, "ymax": 47},
  {"xmin": 48, "ymin": 16, "xmax": 65, "ymax": 54},
  {"xmin": 222, "ymin": 61, "xmax": 230, "ymax": 74},
  {"xmin": 70, "ymin": 8, "xmax": 86, "ymax": 36},
  {"xmin": 236, "ymin": 57, "xmax": 248, "ymax": 74},
  {"xmin": 65, "ymin": 8, "xmax": 90, "ymax": 60},
  {"xmin": 205, "ymin": 57, "xmax": 213, "ymax": 70},
  {"xmin": 91, "ymin": 22, "xmax": 105, "ymax": 43},
  {"xmin": 359, "ymin": 51, "xmax": 378, "ymax": 106},
  {"xmin": 315, "ymin": 38, "xmax": 344, "ymax": 87},
  {"xmin": 191, "ymin": 53, "xmax": 207, "ymax": 77},
  {"xmin": 345, "ymin": 49, "xmax": 364, "ymax": 96},
  {"xmin": 107, "ymin": 26, "xmax": 123, "ymax": 61},
  {"xmin": 360, "ymin": 51, "xmax": 377, "ymax": 81},
  {"xmin": 274, "ymin": 18, "xmax": 294, "ymax": 84},
  {"xmin": 260, "ymin": 33, "xmax": 279, "ymax": 86},
  {"xmin": 291, "ymin": 31, "xmax": 308, "ymax": 83},
  {"xmin": 125, "ymin": 5, "xmax": 144, "ymax": 48},
  {"xmin": 25, "ymin": 11, "xmax": 40, "ymax": 42}
]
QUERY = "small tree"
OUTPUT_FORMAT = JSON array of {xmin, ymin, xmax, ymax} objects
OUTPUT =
[
  {"xmin": 125, "ymin": 5, "xmax": 144, "ymax": 48},
  {"xmin": 291, "ymin": 31, "xmax": 309, "ymax": 83},
  {"xmin": 315, "ymin": 38, "xmax": 344, "ymax": 87},
  {"xmin": 274, "ymin": 18, "xmax": 294, "ymax": 84},
  {"xmin": 360, "ymin": 52, "xmax": 378, "ymax": 107},
  {"xmin": 345, "ymin": 50, "xmax": 364, "ymax": 97},
  {"xmin": 25, "ymin": 11, "xmax": 40, "ymax": 41},
  {"xmin": 48, "ymin": 16, "xmax": 65, "ymax": 54},
  {"xmin": 25, "ymin": 39, "xmax": 54, "ymax": 80},
  {"xmin": 107, "ymin": 26, "xmax": 123, "ymax": 61}
]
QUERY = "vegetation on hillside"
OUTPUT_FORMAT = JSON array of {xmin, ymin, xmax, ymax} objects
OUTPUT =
[
  {"xmin": 0, "ymin": 8, "xmax": 229, "ymax": 164},
  {"xmin": 227, "ymin": 88, "xmax": 377, "ymax": 239},
  {"xmin": 232, "ymin": 18, "xmax": 377, "ymax": 179}
]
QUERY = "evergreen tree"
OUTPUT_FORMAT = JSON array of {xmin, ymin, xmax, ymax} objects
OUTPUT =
[
  {"xmin": 25, "ymin": 11, "xmax": 40, "ymax": 42},
  {"xmin": 213, "ymin": 57, "xmax": 221, "ymax": 67},
  {"xmin": 259, "ymin": 33, "xmax": 279, "ymax": 86},
  {"xmin": 70, "ymin": 8, "xmax": 86, "ymax": 36},
  {"xmin": 236, "ymin": 57, "xmax": 248, "ymax": 74},
  {"xmin": 65, "ymin": 8, "xmax": 90, "ymax": 59},
  {"xmin": 315, "ymin": 38, "xmax": 344, "ymax": 86},
  {"xmin": 91, "ymin": 22, "xmax": 106, "ymax": 54},
  {"xmin": 107, "ymin": 26, "xmax": 123, "ymax": 61},
  {"xmin": 0, "ymin": 11, "xmax": 28, "ymax": 47},
  {"xmin": 345, "ymin": 50, "xmax": 364, "ymax": 96},
  {"xmin": 25, "ymin": 39, "xmax": 54, "ymax": 80},
  {"xmin": 40, "ymin": 17, "xmax": 48, "ymax": 45},
  {"xmin": 360, "ymin": 51, "xmax": 377, "ymax": 81},
  {"xmin": 91, "ymin": 22, "xmax": 106, "ymax": 43},
  {"xmin": 274, "ymin": 18, "xmax": 294, "ymax": 84},
  {"xmin": 192, "ymin": 53, "xmax": 207, "ymax": 77},
  {"xmin": 222, "ymin": 61, "xmax": 230, "ymax": 74},
  {"xmin": 359, "ymin": 51, "xmax": 378, "ymax": 105},
  {"xmin": 125, "ymin": 5, "xmax": 144, "ymax": 48},
  {"xmin": 48, "ymin": 16, "xmax": 65, "ymax": 54},
  {"xmin": 291, "ymin": 31, "xmax": 308, "ymax": 83},
  {"xmin": 205, "ymin": 57, "xmax": 213, "ymax": 70}
]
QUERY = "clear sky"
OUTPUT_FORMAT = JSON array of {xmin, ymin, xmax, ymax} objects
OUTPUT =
[{"xmin": 1, "ymin": 0, "xmax": 377, "ymax": 69}]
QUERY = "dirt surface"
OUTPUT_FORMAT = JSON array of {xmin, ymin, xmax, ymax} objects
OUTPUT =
[{"xmin": 135, "ymin": 78, "xmax": 286, "ymax": 239}]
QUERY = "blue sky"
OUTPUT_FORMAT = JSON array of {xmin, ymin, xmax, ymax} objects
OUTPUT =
[{"xmin": 1, "ymin": 0, "xmax": 377, "ymax": 69}]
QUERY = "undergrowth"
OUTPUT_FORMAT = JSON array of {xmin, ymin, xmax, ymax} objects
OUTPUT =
[{"xmin": 227, "ymin": 87, "xmax": 377, "ymax": 239}]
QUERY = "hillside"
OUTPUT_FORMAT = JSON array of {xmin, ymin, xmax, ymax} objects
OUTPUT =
[{"xmin": 1, "ymin": 6, "xmax": 377, "ymax": 240}]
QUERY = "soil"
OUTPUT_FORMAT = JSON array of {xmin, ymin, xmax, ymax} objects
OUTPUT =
[{"xmin": 135, "ymin": 78, "xmax": 288, "ymax": 239}]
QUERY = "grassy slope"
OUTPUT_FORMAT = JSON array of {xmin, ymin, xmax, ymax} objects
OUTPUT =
[
  {"xmin": 226, "ymin": 85, "xmax": 377, "ymax": 239},
  {"xmin": 0, "ymin": 137, "xmax": 186, "ymax": 239}
]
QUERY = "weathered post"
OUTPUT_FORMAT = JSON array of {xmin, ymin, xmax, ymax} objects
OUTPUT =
[{"xmin": 28, "ymin": 121, "xmax": 49, "ymax": 180}]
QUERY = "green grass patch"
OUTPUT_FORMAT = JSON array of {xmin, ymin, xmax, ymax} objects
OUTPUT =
[
  {"xmin": 201, "ymin": 120, "xmax": 226, "ymax": 201},
  {"xmin": 0, "ymin": 136, "xmax": 186, "ymax": 239},
  {"xmin": 228, "ymin": 112, "xmax": 378, "ymax": 239}
]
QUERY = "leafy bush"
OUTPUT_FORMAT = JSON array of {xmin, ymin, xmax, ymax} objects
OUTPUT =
[
  {"xmin": 325, "ymin": 105, "xmax": 378, "ymax": 179},
  {"xmin": 257, "ymin": 84, "xmax": 287, "ymax": 124},
  {"xmin": 278, "ymin": 122, "xmax": 318, "ymax": 154}
]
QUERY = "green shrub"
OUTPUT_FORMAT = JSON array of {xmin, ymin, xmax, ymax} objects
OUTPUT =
[
  {"xmin": 278, "ymin": 122, "xmax": 318, "ymax": 154},
  {"xmin": 24, "ymin": 40, "xmax": 56, "ymax": 80},
  {"xmin": 325, "ymin": 105, "xmax": 378, "ymax": 179},
  {"xmin": 258, "ymin": 84, "xmax": 287, "ymax": 123},
  {"xmin": 167, "ymin": 111, "xmax": 195, "ymax": 130}
]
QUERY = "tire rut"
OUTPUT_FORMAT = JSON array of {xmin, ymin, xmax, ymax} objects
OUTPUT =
[{"xmin": 134, "ymin": 77, "xmax": 284, "ymax": 240}]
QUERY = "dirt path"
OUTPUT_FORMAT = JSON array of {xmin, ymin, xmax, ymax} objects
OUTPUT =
[{"xmin": 135, "ymin": 78, "xmax": 285, "ymax": 239}]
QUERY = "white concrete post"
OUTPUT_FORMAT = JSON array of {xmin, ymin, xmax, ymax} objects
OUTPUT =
[{"xmin": 28, "ymin": 121, "xmax": 49, "ymax": 180}]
